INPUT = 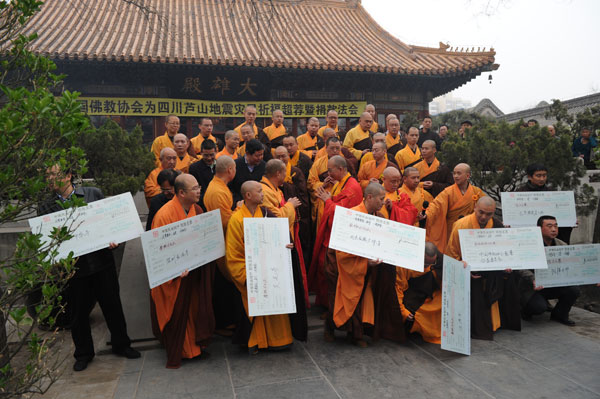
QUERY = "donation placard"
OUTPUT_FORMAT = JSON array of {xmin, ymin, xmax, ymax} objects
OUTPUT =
[
  {"xmin": 441, "ymin": 255, "xmax": 471, "ymax": 356},
  {"xmin": 329, "ymin": 206, "xmax": 425, "ymax": 272},
  {"xmin": 500, "ymin": 191, "xmax": 576, "ymax": 227},
  {"xmin": 536, "ymin": 244, "xmax": 600, "ymax": 288},
  {"xmin": 28, "ymin": 192, "xmax": 143, "ymax": 260},
  {"xmin": 458, "ymin": 227, "xmax": 547, "ymax": 271},
  {"xmin": 141, "ymin": 210, "xmax": 225, "ymax": 289},
  {"xmin": 244, "ymin": 218, "xmax": 296, "ymax": 317}
]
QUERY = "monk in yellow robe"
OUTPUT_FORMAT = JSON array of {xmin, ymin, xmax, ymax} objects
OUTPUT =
[
  {"xmin": 445, "ymin": 197, "xmax": 521, "ymax": 340},
  {"xmin": 357, "ymin": 142, "xmax": 398, "ymax": 189},
  {"xmin": 144, "ymin": 147, "xmax": 177, "ymax": 206},
  {"xmin": 237, "ymin": 124, "xmax": 255, "ymax": 157},
  {"xmin": 263, "ymin": 109, "xmax": 287, "ymax": 155},
  {"xmin": 396, "ymin": 242, "xmax": 444, "ymax": 344},
  {"xmin": 364, "ymin": 104, "xmax": 382, "ymax": 133},
  {"xmin": 358, "ymin": 132, "xmax": 397, "ymax": 167},
  {"xmin": 307, "ymin": 137, "xmax": 343, "ymax": 228},
  {"xmin": 315, "ymin": 130, "xmax": 358, "ymax": 175},
  {"xmin": 297, "ymin": 117, "xmax": 323, "ymax": 159},
  {"xmin": 173, "ymin": 133, "xmax": 197, "ymax": 173},
  {"xmin": 190, "ymin": 118, "xmax": 218, "ymax": 154},
  {"xmin": 398, "ymin": 167, "xmax": 434, "ymax": 226},
  {"xmin": 425, "ymin": 163, "xmax": 486, "ymax": 253},
  {"xmin": 385, "ymin": 117, "xmax": 405, "ymax": 157},
  {"xmin": 394, "ymin": 127, "xmax": 421, "ymax": 173},
  {"xmin": 283, "ymin": 135, "xmax": 313, "ymax": 179},
  {"xmin": 151, "ymin": 174, "xmax": 214, "ymax": 368},
  {"xmin": 233, "ymin": 106, "xmax": 272, "ymax": 158},
  {"xmin": 317, "ymin": 110, "xmax": 345, "ymax": 139},
  {"xmin": 331, "ymin": 182, "xmax": 386, "ymax": 347},
  {"xmin": 216, "ymin": 130, "xmax": 239, "ymax": 160},
  {"xmin": 226, "ymin": 181, "xmax": 306, "ymax": 352},
  {"xmin": 415, "ymin": 140, "xmax": 453, "ymax": 198},
  {"xmin": 344, "ymin": 112, "xmax": 373, "ymax": 160},
  {"xmin": 204, "ymin": 156, "xmax": 239, "ymax": 335},
  {"xmin": 151, "ymin": 114, "xmax": 180, "ymax": 165}
]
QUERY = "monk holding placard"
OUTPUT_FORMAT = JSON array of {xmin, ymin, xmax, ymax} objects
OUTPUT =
[{"xmin": 150, "ymin": 174, "xmax": 215, "ymax": 368}]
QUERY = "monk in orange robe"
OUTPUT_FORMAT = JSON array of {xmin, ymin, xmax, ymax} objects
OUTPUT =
[
  {"xmin": 357, "ymin": 132, "xmax": 399, "ymax": 169},
  {"xmin": 309, "ymin": 156, "xmax": 363, "ymax": 312},
  {"xmin": 357, "ymin": 142, "xmax": 398, "ymax": 189},
  {"xmin": 398, "ymin": 167, "xmax": 434, "ymax": 226},
  {"xmin": 215, "ymin": 130, "xmax": 240, "ymax": 160},
  {"xmin": 425, "ymin": 163, "xmax": 486, "ymax": 253},
  {"xmin": 317, "ymin": 110, "xmax": 345, "ymax": 140},
  {"xmin": 283, "ymin": 135, "xmax": 313, "ymax": 179},
  {"xmin": 315, "ymin": 130, "xmax": 358, "ymax": 174},
  {"xmin": 297, "ymin": 117, "xmax": 324, "ymax": 159},
  {"xmin": 331, "ymin": 182, "xmax": 386, "ymax": 347},
  {"xmin": 415, "ymin": 140, "xmax": 453, "ymax": 198},
  {"xmin": 144, "ymin": 147, "xmax": 177, "ymax": 206},
  {"xmin": 151, "ymin": 174, "xmax": 214, "ymax": 368},
  {"xmin": 204, "ymin": 156, "xmax": 238, "ymax": 334},
  {"xmin": 445, "ymin": 197, "xmax": 521, "ymax": 340},
  {"xmin": 263, "ymin": 109, "xmax": 287, "ymax": 155},
  {"xmin": 150, "ymin": 114, "xmax": 179, "ymax": 165},
  {"xmin": 237, "ymin": 124, "xmax": 255, "ymax": 158},
  {"xmin": 190, "ymin": 118, "xmax": 219, "ymax": 154},
  {"xmin": 225, "ymin": 181, "xmax": 307, "ymax": 352},
  {"xmin": 233, "ymin": 106, "xmax": 272, "ymax": 159},
  {"xmin": 344, "ymin": 112, "xmax": 373, "ymax": 160},
  {"xmin": 394, "ymin": 127, "xmax": 421, "ymax": 173},
  {"xmin": 396, "ymin": 242, "xmax": 443, "ymax": 344},
  {"xmin": 173, "ymin": 133, "xmax": 197, "ymax": 173}
]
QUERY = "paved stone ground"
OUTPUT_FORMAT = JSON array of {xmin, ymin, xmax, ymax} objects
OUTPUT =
[{"xmin": 37, "ymin": 238, "xmax": 600, "ymax": 399}]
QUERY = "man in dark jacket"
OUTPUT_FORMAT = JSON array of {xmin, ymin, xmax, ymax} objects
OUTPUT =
[
  {"xmin": 228, "ymin": 139, "xmax": 266, "ymax": 204},
  {"xmin": 39, "ymin": 166, "xmax": 140, "ymax": 371}
]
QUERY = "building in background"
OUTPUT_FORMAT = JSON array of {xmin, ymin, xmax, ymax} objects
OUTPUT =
[
  {"xmin": 429, "ymin": 93, "xmax": 473, "ymax": 115},
  {"xmin": 24, "ymin": 0, "xmax": 497, "ymax": 142}
]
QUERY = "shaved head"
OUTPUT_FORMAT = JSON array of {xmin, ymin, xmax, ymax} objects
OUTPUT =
[
  {"xmin": 474, "ymin": 195, "xmax": 495, "ymax": 228},
  {"xmin": 215, "ymin": 155, "xmax": 235, "ymax": 174},
  {"xmin": 476, "ymin": 196, "xmax": 495, "ymax": 208},
  {"xmin": 383, "ymin": 167, "xmax": 401, "ymax": 179},
  {"xmin": 160, "ymin": 147, "xmax": 176, "ymax": 159},
  {"xmin": 265, "ymin": 159, "xmax": 286, "ymax": 177},
  {"xmin": 328, "ymin": 155, "xmax": 347, "ymax": 170},
  {"xmin": 174, "ymin": 133, "xmax": 187, "ymax": 142},
  {"xmin": 372, "ymin": 132, "xmax": 385, "ymax": 143},
  {"xmin": 453, "ymin": 163, "xmax": 471, "ymax": 187},
  {"xmin": 364, "ymin": 181, "xmax": 385, "ymax": 198},
  {"xmin": 224, "ymin": 130, "xmax": 238, "ymax": 140},
  {"xmin": 382, "ymin": 166, "xmax": 401, "ymax": 192},
  {"xmin": 360, "ymin": 112, "xmax": 372, "ymax": 121},
  {"xmin": 373, "ymin": 141, "xmax": 386, "ymax": 152},
  {"xmin": 241, "ymin": 180, "xmax": 260, "ymax": 197},
  {"xmin": 274, "ymin": 146, "xmax": 288, "ymax": 159},
  {"xmin": 403, "ymin": 166, "xmax": 419, "ymax": 176},
  {"xmin": 323, "ymin": 127, "xmax": 337, "ymax": 141},
  {"xmin": 425, "ymin": 242, "xmax": 438, "ymax": 257},
  {"xmin": 423, "ymin": 140, "xmax": 436, "ymax": 147},
  {"xmin": 455, "ymin": 163, "xmax": 471, "ymax": 174}
]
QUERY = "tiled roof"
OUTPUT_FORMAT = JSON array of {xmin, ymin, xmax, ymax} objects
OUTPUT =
[{"xmin": 21, "ymin": 0, "xmax": 497, "ymax": 76}]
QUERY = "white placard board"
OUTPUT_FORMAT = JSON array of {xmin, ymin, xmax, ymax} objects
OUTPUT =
[
  {"xmin": 441, "ymin": 255, "xmax": 471, "ymax": 356},
  {"xmin": 458, "ymin": 227, "xmax": 547, "ymax": 271},
  {"xmin": 329, "ymin": 206, "xmax": 425, "ymax": 272},
  {"xmin": 29, "ymin": 192, "xmax": 143, "ymax": 260},
  {"xmin": 244, "ymin": 218, "xmax": 296, "ymax": 317},
  {"xmin": 501, "ymin": 191, "xmax": 576, "ymax": 227},
  {"xmin": 141, "ymin": 210, "xmax": 225, "ymax": 289},
  {"xmin": 536, "ymin": 244, "xmax": 600, "ymax": 288}
]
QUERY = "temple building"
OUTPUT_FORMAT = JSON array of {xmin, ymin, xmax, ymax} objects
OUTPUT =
[{"xmin": 23, "ymin": 0, "xmax": 498, "ymax": 142}]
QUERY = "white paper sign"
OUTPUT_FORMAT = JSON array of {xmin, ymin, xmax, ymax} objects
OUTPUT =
[
  {"xmin": 29, "ymin": 192, "xmax": 143, "ymax": 260},
  {"xmin": 441, "ymin": 255, "xmax": 471, "ymax": 356},
  {"xmin": 244, "ymin": 218, "xmax": 296, "ymax": 317},
  {"xmin": 140, "ymin": 210, "xmax": 225, "ymax": 289},
  {"xmin": 329, "ymin": 206, "xmax": 425, "ymax": 272},
  {"xmin": 536, "ymin": 244, "xmax": 600, "ymax": 288},
  {"xmin": 458, "ymin": 227, "xmax": 547, "ymax": 271},
  {"xmin": 501, "ymin": 191, "xmax": 577, "ymax": 227}
]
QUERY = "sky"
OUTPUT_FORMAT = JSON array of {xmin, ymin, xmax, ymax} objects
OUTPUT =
[{"xmin": 362, "ymin": 0, "xmax": 600, "ymax": 114}]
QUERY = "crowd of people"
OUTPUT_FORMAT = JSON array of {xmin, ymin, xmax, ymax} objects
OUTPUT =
[{"xmin": 40, "ymin": 104, "xmax": 592, "ymax": 372}]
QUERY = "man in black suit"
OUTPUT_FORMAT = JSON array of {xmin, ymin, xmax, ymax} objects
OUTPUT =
[
  {"xmin": 229, "ymin": 139, "xmax": 266, "ymax": 204},
  {"xmin": 189, "ymin": 139, "xmax": 217, "ymax": 210}
]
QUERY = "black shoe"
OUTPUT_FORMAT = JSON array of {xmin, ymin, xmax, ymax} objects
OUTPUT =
[
  {"xmin": 550, "ymin": 315, "xmax": 575, "ymax": 326},
  {"xmin": 73, "ymin": 359, "xmax": 90, "ymax": 372},
  {"xmin": 113, "ymin": 347, "xmax": 141, "ymax": 359}
]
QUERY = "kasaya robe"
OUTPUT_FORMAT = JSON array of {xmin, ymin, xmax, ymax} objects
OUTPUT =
[
  {"xmin": 190, "ymin": 134, "xmax": 218, "ymax": 154},
  {"xmin": 398, "ymin": 185, "xmax": 434, "ymax": 226},
  {"xmin": 394, "ymin": 145, "xmax": 421, "ymax": 173},
  {"xmin": 289, "ymin": 150, "xmax": 313, "ymax": 182},
  {"xmin": 297, "ymin": 132, "xmax": 324, "ymax": 154},
  {"xmin": 386, "ymin": 133, "xmax": 405, "ymax": 158},
  {"xmin": 309, "ymin": 173, "xmax": 362, "ymax": 308},
  {"xmin": 414, "ymin": 158, "xmax": 454, "ymax": 198},
  {"xmin": 204, "ymin": 176, "xmax": 238, "ymax": 330},
  {"xmin": 357, "ymin": 159, "xmax": 397, "ymax": 189},
  {"xmin": 396, "ymin": 260, "xmax": 442, "ymax": 344},
  {"xmin": 281, "ymin": 164, "xmax": 313, "ymax": 267},
  {"xmin": 225, "ymin": 205, "xmax": 307, "ymax": 349},
  {"xmin": 307, "ymin": 155, "xmax": 331, "ymax": 227},
  {"xmin": 446, "ymin": 213, "xmax": 521, "ymax": 340},
  {"xmin": 144, "ymin": 167, "xmax": 163, "ymax": 206},
  {"xmin": 150, "ymin": 196, "xmax": 215, "ymax": 368},
  {"xmin": 343, "ymin": 126, "xmax": 372, "ymax": 159},
  {"xmin": 358, "ymin": 152, "xmax": 398, "ymax": 169},
  {"xmin": 175, "ymin": 153, "xmax": 196, "ymax": 174},
  {"xmin": 332, "ymin": 203, "xmax": 378, "ymax": 340},
  {"xmin": 263, "ymin": 124, "xmax": 287, "ymax": 155},
  {"xmin": 425, "ymin": 183, "xmax": 486, "ymax": 253},
  {"xmin": 151, "ymin": 132, "xmax": 175, "ymax": 165},
  {"xmin": 216, "ymin": 148, "xmax": 239, "ymax": 160}
]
